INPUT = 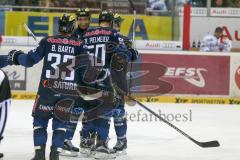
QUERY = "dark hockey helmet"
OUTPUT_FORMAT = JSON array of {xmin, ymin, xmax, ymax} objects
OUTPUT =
[
  {"xmin": 76, "ymin": 8, "xmax": 91, "ymax": 19},
  {"xmin": 99, "ymin": 10, "xmax": 114, "ymax": 24},
  {"xmin": 58, "ymin": 14, "xmax": 76, "ymax": 34}
]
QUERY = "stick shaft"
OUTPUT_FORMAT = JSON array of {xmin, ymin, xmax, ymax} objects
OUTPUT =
[{"xmin": 23, "ymin": 23, "xmax": 39, "ymax": 43}]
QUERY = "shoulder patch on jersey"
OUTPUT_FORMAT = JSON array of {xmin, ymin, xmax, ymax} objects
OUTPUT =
[{"xmin": 84, "ymin": 29, "xmax": 112, "ymax": 37}]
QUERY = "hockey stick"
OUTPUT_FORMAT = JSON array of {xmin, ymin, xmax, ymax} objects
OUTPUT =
[
  {"xmin": 128, "ymin": 0, "xmax": 136, "ymax": 97},
  {"xmin": 23, "ymin": 23, "xmax": 39, "ymax": 43},
  {"xmin": 128, "ymin": 0, "xmax": 136, "ymax": 48},
  {"xmin": 126, "ymin": 95, "xmax": 220, "ymax": 148}
]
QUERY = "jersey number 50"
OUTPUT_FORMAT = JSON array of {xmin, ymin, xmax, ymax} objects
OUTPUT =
[{"xmin": 88, "ymin": 44, "xmax": 106, "ymax": 66}]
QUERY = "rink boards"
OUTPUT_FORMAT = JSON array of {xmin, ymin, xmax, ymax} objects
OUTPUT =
[
  {"xmin": 10, "ymin": 91, "xmax": 240, "ymax": 105},
  {"xmin": 1, "ymin": 46, "xmax": 240, "ymax": 104}
]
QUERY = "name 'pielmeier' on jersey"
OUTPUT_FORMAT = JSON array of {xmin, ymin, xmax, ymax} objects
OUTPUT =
[{"xmin": 84, "ymin": 36, "xmax": 110, "ymax": 44}]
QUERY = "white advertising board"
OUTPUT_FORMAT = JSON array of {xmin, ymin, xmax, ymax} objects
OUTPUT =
[
  {"xmin": 135, "ymin": 40, "xmax": 182, "ymax": 51},
  {"xmin": 211, "ymin": 8, "xmax": 240, "ymax": 17},
  {"xmin": 179, "ymin": 7, "xmax": 207, "ymax": 17},
  {"xmin": 0, "ymin": 46, "xmax": 41, "ymax": 92},
  {"xmin": 1, "ymin": 36, "xmax": 183, "ymax": 51},
  {"xmin": 1, "ymin": 36, "xmax": 41, "ymax": 46}
]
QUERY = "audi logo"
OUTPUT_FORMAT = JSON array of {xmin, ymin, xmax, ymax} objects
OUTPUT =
[
  {"xmin": 3, "ymin": 38, "xmax": 17, "ymax": 44},
  {"xmin": 162, "ymin": 43, "xmax": 178, "ymax": 49}
]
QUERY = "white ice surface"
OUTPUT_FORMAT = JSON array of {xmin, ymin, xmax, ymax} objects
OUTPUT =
[{"xmin": 0, "ymin": 100, "xmax": 240, "ymax": 160}]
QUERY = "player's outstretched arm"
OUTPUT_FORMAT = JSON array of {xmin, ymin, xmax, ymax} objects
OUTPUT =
[
  {"xmin": 0, "ymin": 55, "xmax": 9, "ymax": 68},
  {"xmin": 8, "ymin": 39, "xmax": 46, "ymax": 67}
]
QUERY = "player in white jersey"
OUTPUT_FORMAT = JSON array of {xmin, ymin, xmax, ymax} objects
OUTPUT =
[
  {"xmin": 148, "ymin": 0, "xmax": 168, "ymax": 11},
  {"xmin": 200, "ymin": 27, "xmax": 232, "ymax": 52},
  {"xmin": 0, "ymin": 69, "xmax": 11, "ymax": 159}
]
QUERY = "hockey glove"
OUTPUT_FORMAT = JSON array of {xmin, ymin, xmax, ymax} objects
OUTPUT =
[
  {"xmin": 8, "ymin": 50, "xmax": 24, "ymax": 65},
  {"xmin": 111, "ymin": 53, "xmax": 128, "ymax": 71},
  {"xmin": 124, "ymin": 39, "xmax": 133, "ymax": 49}
]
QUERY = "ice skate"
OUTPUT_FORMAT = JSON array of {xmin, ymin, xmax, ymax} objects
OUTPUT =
[
  {"xmin": 60, "ymin": 140, "xmax": 79, "ymax": 157},
  {"xmin": 49, "ymin": 146, "xmax": 60, "ymax": 160},
  {"xmin": 92, "ymin": 139, "xmax": 116, "ymax": 160},
  {"xmin": 0, "ymin": 153, "xmax": 3, "ymax": 159},
  {"xmin": 113, "ymin": 139, "xmax": 127, "ymax": 156},
  {"xmin": 31, "ymin": 145, "xmax": 45, "ymax": 160}
]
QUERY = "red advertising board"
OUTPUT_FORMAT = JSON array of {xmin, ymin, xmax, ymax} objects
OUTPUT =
[{"xmin": 141, "ymin": 53, "xmax": 230, "ymax": 95}]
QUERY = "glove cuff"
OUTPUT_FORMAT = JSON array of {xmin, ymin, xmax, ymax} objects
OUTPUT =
[{"xmin": 9, "ymin": 50, "xmax": 23, "ymax": 65}]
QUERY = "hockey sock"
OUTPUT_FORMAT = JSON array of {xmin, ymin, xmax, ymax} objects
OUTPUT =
[
  {"xmin": 52, "ymin": 118, "xmax": 66, "ymax": 148},
  {"xmin": 65, "ymin": 122, "xmax": 77, "ymax": 141},
  {"xmin": 94, "ymin": 118, "xmax": 110, "ymax": 141},
  {"xmin": 114, "ymin": 116, "xmax": 127, "ymax": 140},
  {"xmin": 81, "ymin": 121, "xmax": 95, "ymax": 139},
  {"xmin": 113, "ymin": 102, "xmax": 127, "ymax": 140},
  {"xmin": 33, "ymin": 118, "xmax": 48, "ymax": 147}
]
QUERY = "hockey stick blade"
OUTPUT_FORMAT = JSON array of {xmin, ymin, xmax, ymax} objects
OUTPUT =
[
  {"xmin": 195, "ymin": 140, "xmax": 220, "ymax": 148},
  {"xmin": 126, "ymin": 95, "xmax": 220, "ymax": 148}
]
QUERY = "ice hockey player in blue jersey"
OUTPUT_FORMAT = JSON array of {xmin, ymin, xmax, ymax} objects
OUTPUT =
[
  {"xmin": 72, "ymin": 8, "xmax": 91, "ymax": 39},
  {"xmin": 0, "ymin": 14, "xmax": 87, "ymax": 160},
  {"xmin": 111, "ymin": 13, "xmax": 139, "ymax": 155},
  {"xmin": 61, "ymin": 8, "xmax": 92, "ymax": 157},
  {"xmin": 79, "ymin": 10, "xmax": 129, "ymax": 159}
]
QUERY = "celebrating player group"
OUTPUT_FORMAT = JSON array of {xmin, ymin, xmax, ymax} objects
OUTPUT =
[{"xmin": 0, "ymin": 8, "xmax": 138, "ymax": 160}]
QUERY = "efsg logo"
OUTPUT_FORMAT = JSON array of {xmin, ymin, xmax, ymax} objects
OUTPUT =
[{"xmin": 164, "ymin": 67, "xmax": 208, "ymax": 88}]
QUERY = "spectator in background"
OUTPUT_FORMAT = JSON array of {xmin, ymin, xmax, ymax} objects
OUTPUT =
[
  {"xmin": 176, "ymin": 0, "xmax": 207, "ymax": 7},
  {"xmin": 147, "ymin": 0, "xmax": 168, "ymax": 11},
  {"xmin": 232, "ymin": 0, "xmax": 240, "ymax": 7},
  {"xmin": 177, "ymin": 0, "xmax": 186, "ymax": 6},
  {"xmin": 211, "ymin": 0, "xmax": 234, "ymax": 7}
]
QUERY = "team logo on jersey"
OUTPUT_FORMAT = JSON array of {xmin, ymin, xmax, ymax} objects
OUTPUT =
[
  {"xmin": 47, "ymin": 38, "xmax": 82, "ymax": 46},
  {"xmin": 164, "ymin": 67, "xmax": 207, "ymax": 88},
  {"xmin": 84, "ymin": 29, "xmax": 112, "ymax": 37}
]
